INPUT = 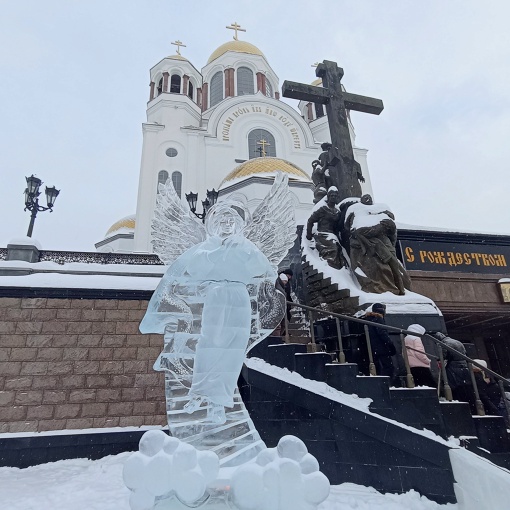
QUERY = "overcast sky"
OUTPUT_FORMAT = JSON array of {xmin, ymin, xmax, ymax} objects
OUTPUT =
[{"xmin": 1, "ymin": 0, "xmax": 509, "ymax": 251}]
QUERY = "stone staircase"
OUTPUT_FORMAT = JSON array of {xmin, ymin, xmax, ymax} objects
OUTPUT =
[
  {"xmin": 243, "ymin": 336, "xmax": 510, "ymax": 502},
  {"xmin": 286, "ymin": 311, "xmax": 311, "ymax": 344},
  {"xmin": 301, "ymin": 256, "xmax": 359, "ymax": 313}
]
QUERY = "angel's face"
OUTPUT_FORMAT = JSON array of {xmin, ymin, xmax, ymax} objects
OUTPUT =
[{"xmin": 219, "ymin": 213, "xmax": 238, "ymax": 237}]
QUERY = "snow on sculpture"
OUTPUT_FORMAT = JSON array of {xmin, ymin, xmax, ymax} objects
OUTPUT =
[{"xmin": 342, "ymin": 194, "xmax": 411, "ymax": 295}]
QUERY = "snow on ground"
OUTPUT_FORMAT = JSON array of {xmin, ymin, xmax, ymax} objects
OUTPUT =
[{"xmin": 0, "ymin": 452, "xmax": 454, "ymax": 510}]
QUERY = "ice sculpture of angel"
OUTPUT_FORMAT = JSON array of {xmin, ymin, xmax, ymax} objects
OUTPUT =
[{"xmin": 140, "ymin": 172, "xmax": 296, "ymax": 425}]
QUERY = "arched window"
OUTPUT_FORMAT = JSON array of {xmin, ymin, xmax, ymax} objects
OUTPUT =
[
  {"xmin": 188, "ymin": 81, "xmax": 194, "ymax": 100},
  {"xmin": 265, "ymin": 80, "xmax": 273, "ymax": 98},
  {"xmin": 248, "ymin": 129, "xmax": 276, "ymax": 159},
  {"xmin": 157, "ymin": 170, "xmax": 169, "ymax": 193},
  {"xmin": 237, "ymin": 67, "xmax": 254, "ymax": 96},
  {"xmin": 210, "ymin": 71, "xmax": 223, "ymax": 107},
  {"xmin": 170, "ymin": 74, "xmax": 181, "ymax": 93},
  {"xmin": 157, "ymin": 78, "xmax": 163, "ymax": 95},
  {"xmin": 315, "ymin": 103, "xmax": 325, "ymax": 118},
  {"xmin": 171, "ymin": 171, "xmax": 182, "ymax": 198}
]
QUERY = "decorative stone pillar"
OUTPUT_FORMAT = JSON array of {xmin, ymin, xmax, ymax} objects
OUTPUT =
[
  {"xmin": 202, "ymin": 83, "xmax": 208, "ymax": 111},
  {"xmin": 197, "ymin": 87, "xmax": 202, "ymax": 107},
  {"xmin": 256, "ymin": 72, "xmax": 266, "ymax": 95},
  {"xmin": 149, "ymin": 81, "xmax": 155, "ymax": 101},
  {"xmin": 162, "ymin": 72, "xmax": 169, "ymax": 93},
  {"xmin": 275, "ymin": 91, "xmax": 280, "ymax": 100},
  {"xmin": 224, "ymin": 68, "xmax": 234, "ymax": 97},
  {"xmin": 6, "ymin": 241, "xmax": 40, "ymax": 264},
  {"xmin": 182, "ymin": 75, "xmax": 189, "ymax": 96}
]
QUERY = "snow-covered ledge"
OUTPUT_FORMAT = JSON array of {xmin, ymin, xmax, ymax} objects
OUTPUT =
[{"xmin": 6, "ymin": 236, "xmax": 42, "ymax": 264}]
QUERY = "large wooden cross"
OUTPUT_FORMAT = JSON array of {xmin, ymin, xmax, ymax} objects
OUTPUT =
[{"xmin": 282, "ymin": 60, "xmax": 383, "ymax": 200}]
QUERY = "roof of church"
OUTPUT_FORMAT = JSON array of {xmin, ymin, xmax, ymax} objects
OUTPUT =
[
  {"xmin": 167, "ymin": 53, "xmax": 188, "ymax": 61},
  {"xmin": 220, "ymin": 157, "xmax": 310, "ymax": 187},
  {"xmin": 207, "ymin": 40, "xmax": 265, "ymax": 64},
  {"xmin": 105, "ymin": 214, "xmax": 136, "ymax": 236}
]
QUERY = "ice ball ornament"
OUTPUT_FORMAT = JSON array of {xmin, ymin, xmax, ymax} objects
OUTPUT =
[
  {"xmin": 123, "ymin": 430, "xmax": 220, "ymax": 510},
  {"xmin": 231, "ymin": 436, "xmax": 330, "ymax": 510}
]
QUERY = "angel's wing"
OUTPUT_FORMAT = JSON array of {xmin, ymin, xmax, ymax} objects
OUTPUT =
[
  {"xmin": 244, "ymin": 172, "xmax": 296, "ymax": 268},
  {"xmin": 151, "ymin": 179, "xmax": 206, "ymax": 265}
]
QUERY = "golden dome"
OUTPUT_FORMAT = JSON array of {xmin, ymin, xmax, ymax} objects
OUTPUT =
[
  {"xmin": 106, "ymin": 215, "xmax": 136, "ymax": 236},
  {"xmin": 207, "ymin": 40, "xmax": 264, "ymax": 64},
  {"xmin": 167, "ymin": 54, "xmax": 188, "ymax": 61},
  {"xmin": 220, "ymin": 157, "xmax": 310, "ymax": 187}
]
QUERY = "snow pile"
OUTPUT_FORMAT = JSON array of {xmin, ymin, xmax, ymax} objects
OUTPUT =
[
  {"xmin": 7, "ymin": 236, "xmax": 42, "ymax": 249},
  {"xmin": 123, "ymin": 430, "xmax": 219, "ymax": 509},
  {"xmin": 0, "ymin": 453, "xmax": 456, "ymax": 510},
  {"xmin": 320, "ymin": 484, "xmax": 456, "ymax": 509},
  {"xmin": 449, "ymin": 447, "xmax": 510, "ymax": 510},
  {"xmin": 231, "ymin": 435, "xmax": 330, "ymax": 510}
]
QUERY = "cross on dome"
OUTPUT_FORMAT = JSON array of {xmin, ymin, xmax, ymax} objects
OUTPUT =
[
  {"xmin": 171, "ymin": 40, "xmax": 186, "ymax": 56},
  {"xmin": 226, "ymin": 22, "xmax": 246, "ymax": 41},
  {"xmin": 256, "ymin": 139, "xmax": 271, "ymax": 157}
]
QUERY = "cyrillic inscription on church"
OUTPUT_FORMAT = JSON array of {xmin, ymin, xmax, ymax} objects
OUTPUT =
[{"xmin": 221, "ymin": 104, "xmax": 301, "ymax": 149}]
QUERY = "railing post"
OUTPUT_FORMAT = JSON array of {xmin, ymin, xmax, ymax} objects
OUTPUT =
[
  {"xmin": 284, "ymin": 312, "xmax": 290, "ymax": 344},
  {"xmin": 436, "ymin": 342, "xmax": 453, "ymax": 401},
  {"xmin": 468, "ymin": 363, "xmax": 485, "ymax": 416},
  {"xmin": 400, "ymin": 332, "xmax": 415, "ymax": 388},
  {"xmin": 363, "ymin": 324, "xmax": 377, "ymax": 376},
  {"xmin": 335, "ymin": 317, "xmax": 346, "ymax": 364},
  {"xmin": 498, "ymin": 379, "xmax": 510, "ymax": 425},
  {"xmin": 308, "ymin": 310, "xmax": 318, "ymax": 353}
]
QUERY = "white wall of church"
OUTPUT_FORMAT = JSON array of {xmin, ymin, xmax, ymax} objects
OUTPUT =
[{"xmin": 101, "ymin": 40, "xmax": 376, "ymax": 254}]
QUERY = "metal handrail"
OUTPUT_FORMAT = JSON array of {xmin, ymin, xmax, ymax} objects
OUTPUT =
[{"xmin": 286, "ymin": 300, "xmax": 510, "ymax": 418}]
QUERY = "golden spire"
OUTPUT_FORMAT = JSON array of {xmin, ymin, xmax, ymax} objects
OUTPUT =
[
  {"xmin": 226, "ymin": 22, "xmax": 246, "ymax": 41},
  {"xmin": 171, "ymin": 40, "xmax": 186, "ymax": 56}
]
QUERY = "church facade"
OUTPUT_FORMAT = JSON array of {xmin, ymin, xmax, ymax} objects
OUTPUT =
[{"xmin": 95, "ymin": 28, "xmax": 373, "ymax": 253}]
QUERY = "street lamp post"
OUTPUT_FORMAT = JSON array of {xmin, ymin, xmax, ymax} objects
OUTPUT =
[
  {"xmin": 24, "ymin": 175, "xmax": 60, "ymax": 237},
  {"xmin": 185, "ymin": 188, "xmax": 219, "ymax": 223}
]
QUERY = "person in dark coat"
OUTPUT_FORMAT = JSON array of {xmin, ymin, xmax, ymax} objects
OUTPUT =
[
  {"xmin": 435, "ymin": 333, "xmax": 475, "ymax": 412},
  {"xmin": 472, "ymin": 359, "xmax": 501, "ymax": 415},
  {"xmin": 363, "ymin": 303, "xmax": 396, "ymax": 380}
]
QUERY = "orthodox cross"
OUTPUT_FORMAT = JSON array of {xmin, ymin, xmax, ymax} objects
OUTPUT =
[
  {"xmin": 226, "ymin": 22, "xmax": 246, "ymax": 40},
  {"xmin": 256, "ymin": 138, "xmax": 270, "ymax": 157},
  {"xmin": 171, "ymin": 40, "xmax": 186, "ymax": 56},
  {"xmin": 282, "ymin": 60, "xmax": 383, "ymax": 200}
]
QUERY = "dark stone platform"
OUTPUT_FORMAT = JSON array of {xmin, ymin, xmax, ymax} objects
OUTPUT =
[{"xmin": 0, "ymin": 428, "xmax": 156, "ymax": 469}]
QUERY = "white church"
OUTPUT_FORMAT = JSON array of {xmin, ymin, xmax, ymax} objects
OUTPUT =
[{"xmin": 95, "ymin": 24, "xmax": 374, "ymax": 253}]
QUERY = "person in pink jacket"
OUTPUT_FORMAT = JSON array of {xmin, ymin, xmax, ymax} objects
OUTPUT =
[{"xmin": 404, "ymin": 324, "xmax": 436, "ymax": 387}]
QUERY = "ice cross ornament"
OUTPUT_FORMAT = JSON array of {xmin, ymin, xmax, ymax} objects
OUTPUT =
[{"xmin": 140, "ymin": 172, "xmax": 296, "ymax": 464}]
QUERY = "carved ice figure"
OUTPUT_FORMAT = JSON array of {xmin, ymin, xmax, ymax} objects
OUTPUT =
[
  {"xmin": 123, "ymin": 431, "xmax": 330, "ymax": 510},
  {"xmin": 140, "ymin": 172, "xmax": 296, "ymax": 427},
  {"xmin": 123, "ymin": 429, "xmax": 220, "ymax": 509},
  {"xmin": 231, "ymin": 435, "xmax": 330, "ymax": 510}
]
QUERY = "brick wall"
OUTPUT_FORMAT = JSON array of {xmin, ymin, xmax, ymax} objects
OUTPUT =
[{"xmin": 0, "ymin": 297, "xmax": 166, "ymax": 433}]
